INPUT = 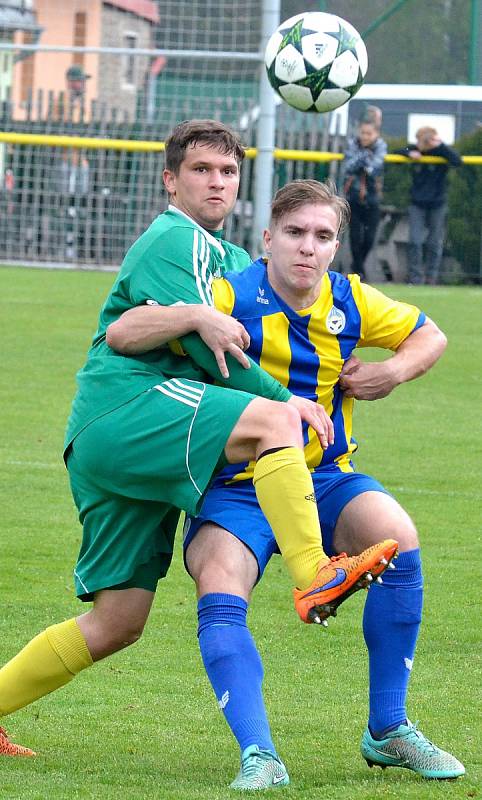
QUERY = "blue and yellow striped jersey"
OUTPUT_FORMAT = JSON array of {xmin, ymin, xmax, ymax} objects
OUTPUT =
[{"xmin": 212, "ymin": 258, "xmax": 425, "ymax": 483}]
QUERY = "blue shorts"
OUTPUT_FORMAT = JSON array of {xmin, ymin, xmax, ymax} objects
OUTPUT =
[{"xmin": 183, "ymin": 467, "xmax": 389, "ymax": 580}]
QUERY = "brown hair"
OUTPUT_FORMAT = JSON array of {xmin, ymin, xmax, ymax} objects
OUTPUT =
[
  {"xmin": 165, "ymin": 119, "xmax": 246, "ymax": 174},
  {"xmin": 270, "ymin": 179, "xmax": 350, "ymax": 233}
]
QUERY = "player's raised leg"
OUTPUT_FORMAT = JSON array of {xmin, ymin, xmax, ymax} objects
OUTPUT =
[
  {"xmin": 292, "ymin": 538, "xmax": 398, "ymax": 624},
  {"xmin": 226, "ymin": 397, "xmax": 398, "ymax": 624}
]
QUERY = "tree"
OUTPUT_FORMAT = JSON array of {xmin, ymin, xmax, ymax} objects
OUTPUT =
[
  {"xmin": 281, "ymin": 0, "xmax": 471, "ymax": 85},
  {"xmin": 447, "ymin": 128, "xmax": 482, "ymax": 283}
]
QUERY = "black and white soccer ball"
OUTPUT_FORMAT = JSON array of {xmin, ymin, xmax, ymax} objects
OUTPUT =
[{"xmin": 265, "ymin": 12, "xmax": 368, "ymax": 113}]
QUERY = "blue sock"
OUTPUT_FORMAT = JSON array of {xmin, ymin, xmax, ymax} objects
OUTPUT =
[
  {"xmin": 363, "ymin": 549, "xmax": 423, "ymax": 738},
  {"xmin": 198, "ymin": 593, "xmax": 276, "ymax": 754}
]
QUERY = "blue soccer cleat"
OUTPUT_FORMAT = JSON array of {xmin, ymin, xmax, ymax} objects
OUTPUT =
[
  {"xmin": 230, "ymin": 744, "xmax": 290, "ymax": 790},
  {"xmin": 361, "ymin": 720, "xmax": 465, "ymax": 779}
]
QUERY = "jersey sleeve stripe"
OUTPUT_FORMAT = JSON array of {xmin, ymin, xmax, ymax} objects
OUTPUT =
[
  {"xmin": 192, "ymin": 230, "xmax": 211, "ymax": 306},
  {"xmin": 199, "ymin": 233, "xmax": 214, "ymax": 306}
]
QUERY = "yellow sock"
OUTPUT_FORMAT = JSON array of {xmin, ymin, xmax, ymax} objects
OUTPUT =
[
  {"xmin": 253, "ymin": 447, "xmax": 327, "ymax": 589},
  {"xmin": 0, "ymin": 618, "xmax": 93, "ymax": 716}
]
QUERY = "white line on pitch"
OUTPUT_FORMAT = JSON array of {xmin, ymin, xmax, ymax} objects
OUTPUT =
[{"xmin": 390, "ymin": 485, "xmax": 481, "ymax": 500}]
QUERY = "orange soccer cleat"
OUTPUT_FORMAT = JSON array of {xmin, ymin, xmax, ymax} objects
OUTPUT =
[
  {"xmin": 293, "ymin": 539, "xmax": 398, "ymax": 625},
  {"xmin": 0, "ymin": 727, "xmax": 36, "ymax": 757}
]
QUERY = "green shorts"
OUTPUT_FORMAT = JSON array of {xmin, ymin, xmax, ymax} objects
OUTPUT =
[{"xmin": 67, "ymin": 381, "xmax": 254, "ymax": 601}]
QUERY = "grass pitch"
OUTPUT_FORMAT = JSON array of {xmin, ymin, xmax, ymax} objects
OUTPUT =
[{"xmin": 0, "ymin": 266, "xmax": 480, "ymax": 800}]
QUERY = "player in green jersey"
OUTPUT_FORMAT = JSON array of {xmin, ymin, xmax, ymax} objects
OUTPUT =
[{"xmin": 0, "ymin": 122, "xmax": 395, "ymax": 759}]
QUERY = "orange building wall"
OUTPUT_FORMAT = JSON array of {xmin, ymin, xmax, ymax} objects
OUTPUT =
[{"xmin": 11, "ymin": 0, "xmax": 102, "ymax": 118}]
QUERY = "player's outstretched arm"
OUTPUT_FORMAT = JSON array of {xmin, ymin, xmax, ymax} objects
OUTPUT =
[
  {"xmin": 107, "ymin": 304, "xmax": 199, "ymax": 353},
  {"xmin": 106, "ymin": 303, "xmax": 251, "ymax": 377},
  {"xmin": 178, "ymin": 333, "xmax": 334, "ymax": 443},
  {"xmin": 180, "ymin": 331, "xmax": 290, "ymax": 402},
  {"xmin": 107, "ymin": 302, "xmax": 290, "ymax": 402},
  {"xmin": 339, "ymin": 318, "xmax": 447, "ymax": 400}
]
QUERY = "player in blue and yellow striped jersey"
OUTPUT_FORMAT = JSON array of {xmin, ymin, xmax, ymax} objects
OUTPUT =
[
  {"xmin": 104, "ymin": 179, "xmax": 463, "ymax": 786},
  {"xmin": 209, "ymin": 248, "xmax": 421, "ymax": 482},
  {"xmin": 179, "ymin": 181, "xmax": 463, "ymax": 786}
]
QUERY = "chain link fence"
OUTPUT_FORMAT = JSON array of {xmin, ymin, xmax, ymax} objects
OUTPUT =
[{"xmin": 0, "ymin": 0, "xmax": 480, "ymax": 281}]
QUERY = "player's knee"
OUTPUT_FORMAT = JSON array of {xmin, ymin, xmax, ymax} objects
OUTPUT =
[
  {"xmin": 99, "ymin": 617, "xmax": 146, "ymax": 651},
  {"xmin": 277, "ymin": 401, "xmax": 301, "ymax": 429},
  {"xmin": 397, "ymin": 526, "xmax": 419, "ymax": 552},
  {"xmin": 195, "ymin": 558, "xmax": 253, "ymax": 597},
  {"xmin": 372, "ymin": 497, "xmax": 420, "ymax": 552},
  {"xmin": 261, "ymin": 400, "xmax": 301, "ymax": 440},
  {"xmin": 197, "ymin": 557, "xmax": 237, "ymax": 588},
  {"xmin": 390, "ymin": 517, "xmax": 419, "ymax": 552},
  {"xmin": 113, "ymin": 622, "xmax": 145, "ymax": 650}
]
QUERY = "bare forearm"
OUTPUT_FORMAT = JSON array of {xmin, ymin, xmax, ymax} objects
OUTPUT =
[
  {"xmin": 387, "ymin": 318, "xmax": 447, "ymax": 386},
  {"xmin": 106, "ymin": 304, "xmax": 200, "ymax": 354},
  {"xmin": 340, "ymin": 319, "xmax": 447, "ymax": 400}
]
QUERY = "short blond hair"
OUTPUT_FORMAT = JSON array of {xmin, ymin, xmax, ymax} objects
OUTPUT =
[
  {"xmin": 270, "ymin": 179, "xmax": 350, "ymax": 233},
  {"xmin": 416, "ymin": 126, "xmax": 438, "ymax": 146}
]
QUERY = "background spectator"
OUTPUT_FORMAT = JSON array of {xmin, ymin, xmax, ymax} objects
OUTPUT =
[
  {"xmin": 342, "ymin": 110, "xmax": 387, "ymax": 281},
  {"xmin": 396, "ymin": 127, "xmax": 462, "ymax": 284},
  {"xmin": 65, "ymin": 64, "xmax": 90, "ymax": 102},
  {"xmin": 50, "ymin": 149, "xmax": 90, "ymax": 260}
]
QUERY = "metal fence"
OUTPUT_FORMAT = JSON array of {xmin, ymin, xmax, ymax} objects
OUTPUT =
[
  {"xmin": 0, "ymin": 92, "xmax": 350, "ymax": 266},
  {"xmin": 0, "ymin": 90, "xmax": 482, "ymax": 283},
  {"xmin": 1, "ymin": 1, "xmax": 481, "ymax": 281}
]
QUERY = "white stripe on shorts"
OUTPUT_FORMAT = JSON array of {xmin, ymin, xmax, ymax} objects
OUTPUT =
[
  {"xmin": 154, "ymin": 383, "xmax": 198, "ymax": 408},
  {"xmin": 73, "ymin": 569, "xmax": 90, "ymax": 593},
  {"xmin": 165, "ymin": 378, "xmax": 204, "ymax": 402},
  {"xmin": 154, "ymin": 381, "xmax": 206, "ymax": 496},
  {"xmin": 170, "ymin": 377, "xmax": 203, "ymax": 395}
]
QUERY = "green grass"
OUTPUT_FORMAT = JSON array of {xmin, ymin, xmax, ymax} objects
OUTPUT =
[{"xmin": 0, "ymin": 267, "xmax": 481, "ymax": 800}]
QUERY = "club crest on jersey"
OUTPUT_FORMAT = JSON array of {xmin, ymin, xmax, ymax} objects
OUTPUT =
[{"xmin": 326, "ymin": 306, "xmax": 346, "ymax": 334}]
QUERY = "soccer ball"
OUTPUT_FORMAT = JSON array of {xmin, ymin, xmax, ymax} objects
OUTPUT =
[{"xmin": 265, "ymin": 12, "xmax": 368, "ymax": 113}]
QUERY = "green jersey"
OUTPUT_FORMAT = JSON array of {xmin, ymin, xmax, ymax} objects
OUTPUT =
[{"xmin": 65, "ymin": 206, "xmax": 291, "ymax": 449}]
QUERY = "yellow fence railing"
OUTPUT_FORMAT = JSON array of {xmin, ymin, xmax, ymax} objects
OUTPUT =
[{"xmin": 0, "ymin": 131, "xmax": 481, "ymax": 164}]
